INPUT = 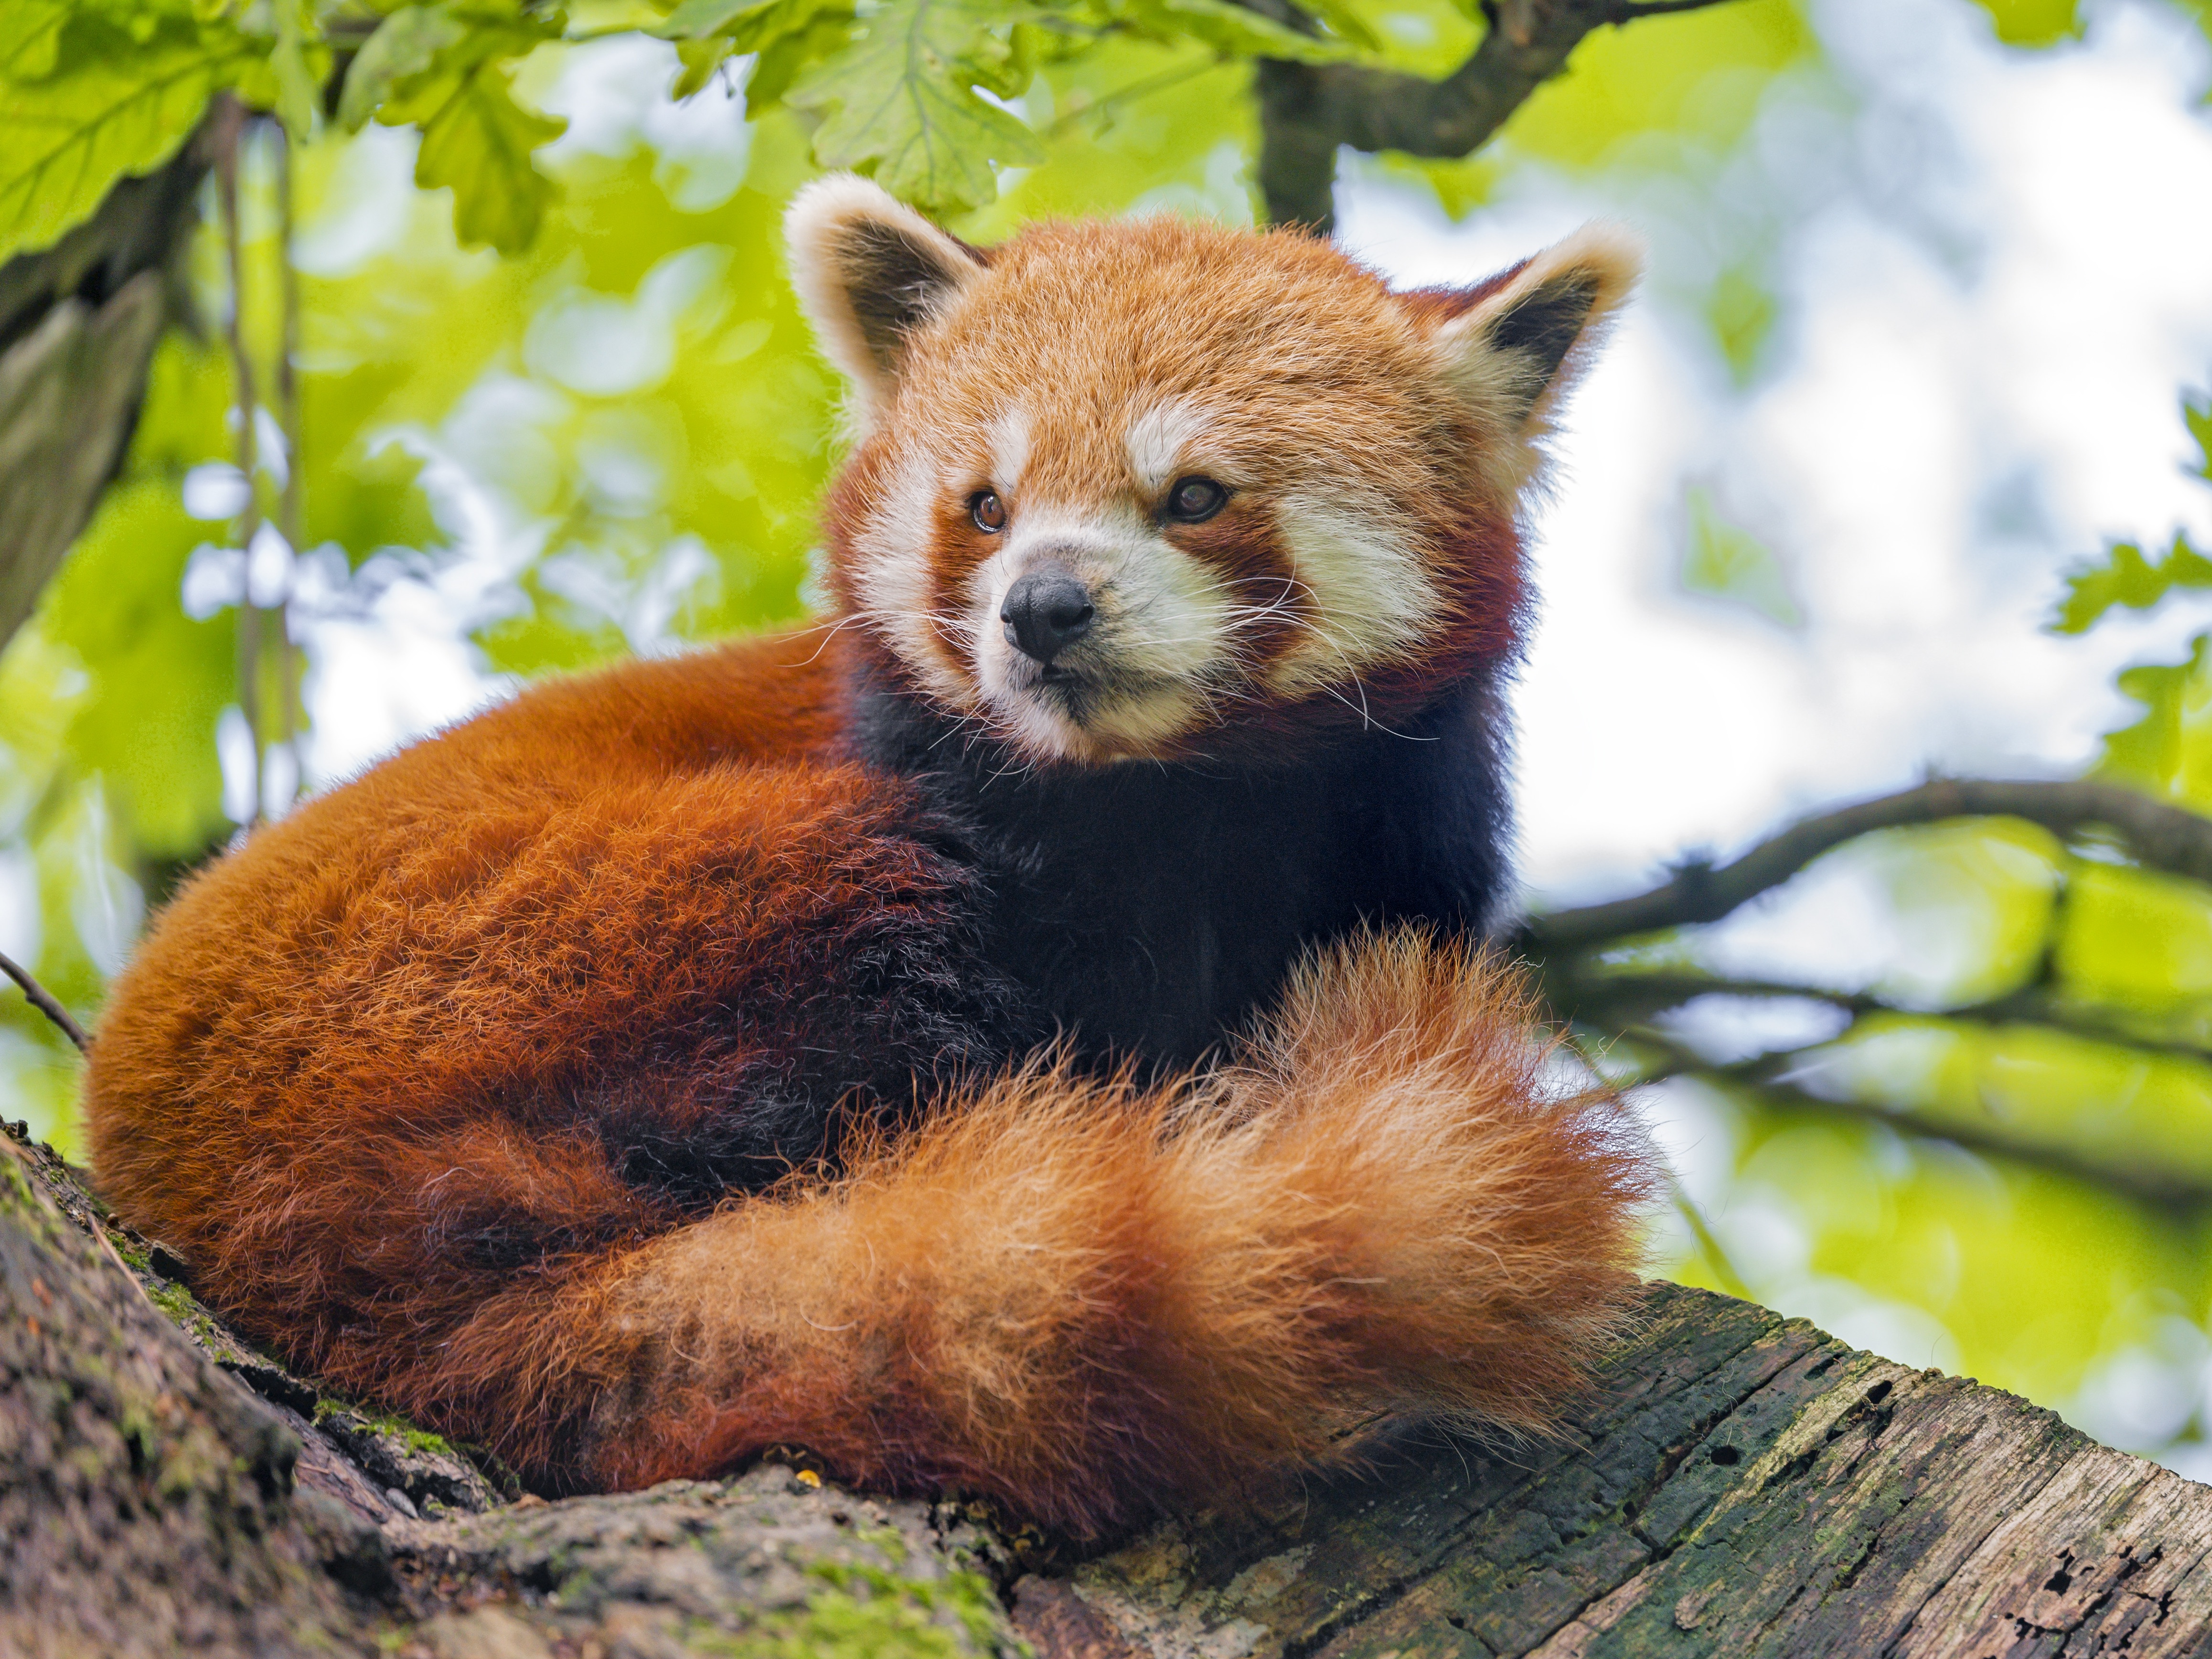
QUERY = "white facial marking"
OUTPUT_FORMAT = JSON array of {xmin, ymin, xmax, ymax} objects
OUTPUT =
[
  {"xmin": 849, "ymin": 446, "xmax": 971, "ymax": 706},
  {"xmin": 1123, "ymin": 399, "xmax": 1211, "ymax": 496},
  {"xmin": 854, "ymin": 400, "xmax": 1461, "ymax": 763},
  {"xmin": 989, "ymin": 406, "xmax": 1029, "ymax": 496},
  {"xmin": 1267, "ymin": 497, "xmax": 1443, "ymax": 698},
  {"xmin": 967, "ymin": 503, "xmax": 1236, "ymax": 762}
]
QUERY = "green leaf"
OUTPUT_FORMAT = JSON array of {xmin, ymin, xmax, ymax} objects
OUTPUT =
[
  {"xmin": 2051, "ymin": 533, "xmax": 2212, "ymax": 636},
  {"xmin": 339, "ymin": 2, "xmax": 567, "ymax": 132},
  {"xmin": 336, "ymin": 3, "xmax": 471, "ymax": 129},
  {"xmin": 0, "ymin": 24, "xmax": 249, "ymax": 263},
  {"xmin": 1971, "ymin": 0, "xmax": 2081, "ymax": 46},
  {"xmin": 790, "ymin": 0, "xmax": 1046, "ymax": 215},
  {"xmin": 413, "ymin": 58, "xmax": 568, "ymax": 253},
  {"xmin": 270, "ymin": 0, "xmax": 327, "ymax": 138},
  {"xmin": 672, "ymin": 35, "xmax": 737, "ymax": 97},
  {"xmin": 2186, "ymin": 390, "xmax": 2212, "ymax": 481},
  {"xmin": 746, "ymin": 6, "xmax": 859, "ymax": 110},
  {"xmin": 1706, "ymin": 260, "xmax": 1776, "ymax": 385},
  {"xmin": 2094, "ymin": 633, "xmax": 2212, "ymax": 811},
  {"xmin": 1679, "ymin": 483, "xmax": 1801, "ymax": 629},
  {"xmin": 653, "ymin": 0, "xmax": 861, "ymax": 103},
  {"xmin": 1293, "ymin": 0, "xmax": 1380, "ymax": 50},
  {"xmin": 1104, "ymin": 0, "xmax": 1354, "ymax": 63},
  {"xmin": 0, "ymin": 2, "xmax": 69, "ymax": 82},
  {"xmin": 653, "ymin": 0, "xmax": 767, "ymax": 35}
]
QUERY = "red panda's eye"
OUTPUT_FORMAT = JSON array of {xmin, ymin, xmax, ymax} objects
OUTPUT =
[
  {"xmin": 970, "ymin": 491, "xmax": 1007, "ymax": 533},
  {"xmin": 1165, "ymin": 476, "xmax": 1228, "ymax": 524}
]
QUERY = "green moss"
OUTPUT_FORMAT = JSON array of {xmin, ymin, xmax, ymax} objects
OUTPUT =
[
  {"xmin": 0, "ymin": 1147, "xmax": 55, "ymax": 1243},
  {"xmin": 855, "ymin": 1524, "xmax": 911, "ymax": 1566},
  {"xmin": 309, "ymin": 1397, "xmax": 450, "ymax": 1456},
  {"xmin": 144, "ymin": 1279, "xmax": 222, "ymax": 1343},
  {"xmin": 682, "ymin": 1563, "xmax": 1015, "ymax": 1659},
  {"xmin": 145, "ymin": 1281, "xmax": 193, "ymax": 1319}
]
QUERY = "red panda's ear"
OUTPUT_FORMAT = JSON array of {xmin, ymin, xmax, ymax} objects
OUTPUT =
[
  {"xmin": 785, "ymin": 175, "xmax": 989, "ymax": 413},
  {"xmin": 1421, "ymin": 223, "xmax": 1643, "ymax": 449}
]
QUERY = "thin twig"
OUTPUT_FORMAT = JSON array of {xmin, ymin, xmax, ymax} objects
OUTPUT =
[
  {"xmin": 1559, "ymin": 969, "xmax": 2212, "ymax": 1071},
  {"xmin": 1518, "ymin": 779, "xmax": 2212, "ymax": 956},
  {"xmin": 0, "ymin": 949, "xmax": 89, "ymax": 1054},
  {"xmin": 1613, "ymin": 1027, "xmax": 2212, "ymax": 1209},
  {"xmin": 213, "ymin": 94, "xmax": 263, "ymax": 827}
]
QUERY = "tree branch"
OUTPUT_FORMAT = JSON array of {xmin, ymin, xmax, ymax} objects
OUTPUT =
[
  {"xmin": 1616, "ymin": 1028, "xmax": 2212, "ymax": 1209},
  {"xmin": 0, "ymin": 949, "xmax": 89, "ymax": 1054},
  {"xmin": 1249, "ymin": 0, "xmax": 1742, "ymax": 229},
  {"xmin": 1548, "ymin": 969, "xmax": 2212, "ymax": 1072},
  {"xmin": 1517, "ymin": 778, "xmax": 2212, "ymax": 956}
]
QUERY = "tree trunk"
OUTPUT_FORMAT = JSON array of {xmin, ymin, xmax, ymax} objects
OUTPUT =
[
  {"xmin": 5, "ymin": 1120, "xmax": 2208, "ymax": 1658},
  {"xmin": 0, "ymin": 1121, "xmax": 369, "ymax": 1658},
  {"xmin": 0, "ymin": 148, "xmax": 203, "ymax": 653}
]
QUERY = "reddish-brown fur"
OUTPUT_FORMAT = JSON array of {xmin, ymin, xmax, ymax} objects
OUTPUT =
[{"xmin": 85, "ymin": 190, "xmax": 1654, "ymax": 1535}]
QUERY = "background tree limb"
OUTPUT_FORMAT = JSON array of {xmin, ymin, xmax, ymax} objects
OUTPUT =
[
  {"xmin": 1517, "ymin": 777, "xmax": 2212, "ymax": 955},
  {"xmin": 1508, "ymin": 778, "xmax": 2212, "ymax": 1215},
  {"xmin": 0, "ymin": 143, "xmax": 203, "ymax": 653},
  {"xmin": 1247, "ymin": 0, "xmax": 1744, "ymax": 230},
  {"xmin": 0, "ymin": 948, "xmax": 89, "ymax": 1053}
]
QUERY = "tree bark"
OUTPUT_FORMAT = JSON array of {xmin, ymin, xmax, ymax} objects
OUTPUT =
[
  {"xmin": 1028, "ymin": 1287, "xmax": 2212, "ymax": 1658},
  {"xmin": 8, "ymin": 1118, "xmax": 2211, "ymax": 1658},
  {"xmin": 0, "ymin": 146, "xmax": 203, "ymax": 653},
  {"xmin": 0, "ymin": 1120, "xmax": 371, "ymax": 1657},
  {"xmin": 1248, "ymin": 0, "xmax": 1740, "ymax": 232}
]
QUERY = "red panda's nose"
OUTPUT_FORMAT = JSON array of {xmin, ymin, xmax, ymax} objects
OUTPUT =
[{"xmin": 1001, "ymin": 566, "xmax": 1096, "ymax": 665}]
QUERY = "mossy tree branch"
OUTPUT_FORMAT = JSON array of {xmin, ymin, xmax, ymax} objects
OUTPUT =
[{"xmin": 14, "ymin": 1114, "xmax": 2212, "ymax": 1658}]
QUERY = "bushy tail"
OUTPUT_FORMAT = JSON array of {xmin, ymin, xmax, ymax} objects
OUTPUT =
[{"xmin": 445, "ymin": 929, "xmax": 1654, "ymax": 1535}]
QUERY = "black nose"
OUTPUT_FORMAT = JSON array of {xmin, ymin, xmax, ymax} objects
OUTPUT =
[{"xmin": 1001, "ymin": 565, "xmax": 1095, "ymax": 664}]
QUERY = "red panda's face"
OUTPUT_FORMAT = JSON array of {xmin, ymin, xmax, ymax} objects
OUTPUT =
[{"xmin": 789, "ymin": 180, "xmax": 1638, "ymax": 766}]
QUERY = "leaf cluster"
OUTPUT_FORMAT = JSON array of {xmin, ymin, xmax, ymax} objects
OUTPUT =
[
  {"xmin": 2053, "ymin": 399, "xmax": 2212, "ymax": 637},
  {"xmin": 0, "ymin": 1, "xmax": 320, "ymax": 264},
  {"xmin": 0, "ymin": 0, "xmax": 1390, "ymax": 266},
  {"xmin": 334, "ymin": 3, "xmax": 572, "ymax": 251},
  {"xmin": 648, "ymin": 0, "xmax": 1369, "ymax": 214}
]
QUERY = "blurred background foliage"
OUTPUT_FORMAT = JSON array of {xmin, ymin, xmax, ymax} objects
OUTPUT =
[{"xmin": 10, "ymin": 0, "xmax": 2212, "ymax": 1481}]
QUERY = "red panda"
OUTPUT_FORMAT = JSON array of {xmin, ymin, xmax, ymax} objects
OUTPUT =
[{"xmin": 82, "ymin": 179, "xmax": 1652, "ymax": 1537}]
